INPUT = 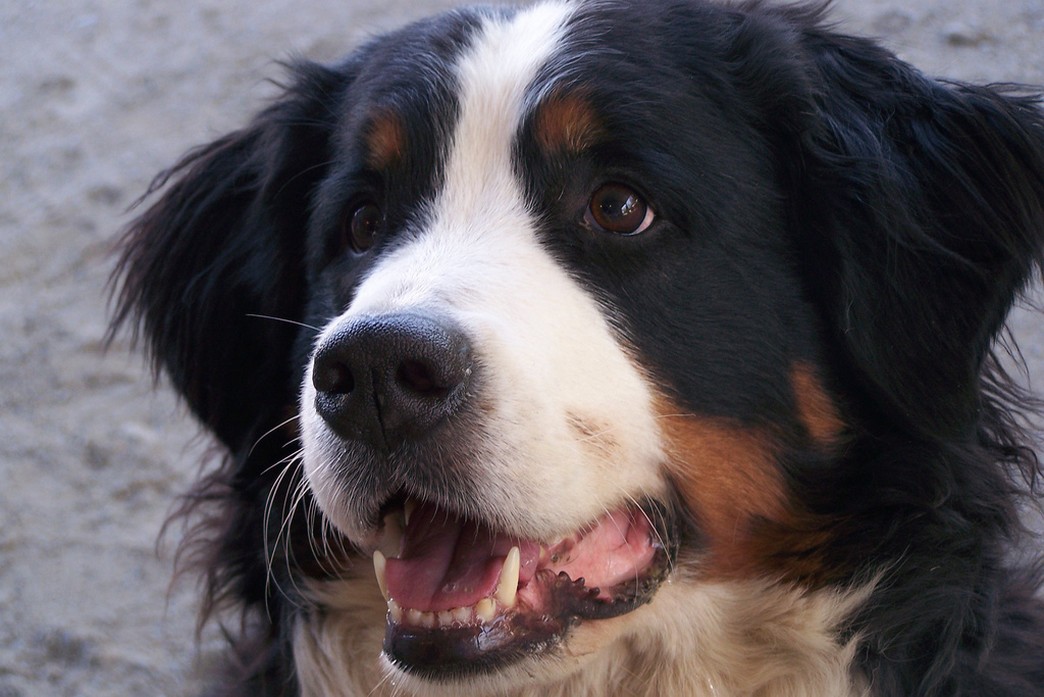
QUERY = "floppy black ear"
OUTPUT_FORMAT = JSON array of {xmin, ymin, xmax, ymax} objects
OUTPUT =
[
  {"xmin": 111, "ymin": 61, "xmax": 347, "ymax": 451},
  {"xmin": 773, "ymin": 18, "xmax": 1044, "ymax": 438}
]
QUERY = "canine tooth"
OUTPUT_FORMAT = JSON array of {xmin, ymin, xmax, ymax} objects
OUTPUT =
[
  {"xmin": 379, "ymin": 512, "xmax": 404, "ymax": 558},
  {"xmin": 373, "ymin": 550, "xmax": 389, "ymax": 600},
  {"xmin": 475, "ymin": 598, "xmax": 496, "ymax": 623},
  {"xmin": 437, "ymin": 610, "xmax": 455, "ymax": 627},
  {"xmin": 388, "ymin": 599, "xmax": 403, "ymax": 623},
  {"xmin": 496, "ymin": 546, "xmax": 520, "ymax": 608},
  {"xmin": 404, "ymin": 499, "xmax": 417, "ymax": 526}
]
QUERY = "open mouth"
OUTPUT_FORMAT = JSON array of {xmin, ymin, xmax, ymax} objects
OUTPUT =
[{"xmin": 370, "ymin": 498, "xmax": 672, "ymax": 677}]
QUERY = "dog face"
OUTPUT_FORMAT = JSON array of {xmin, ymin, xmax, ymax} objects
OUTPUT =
[
  {"xmin": 113, "ymin": 0, "xmax": 1044, "ymax": 694},
  {"xmin": 297, "ymin": 1, "xmax": 829, "ymax": 679}
]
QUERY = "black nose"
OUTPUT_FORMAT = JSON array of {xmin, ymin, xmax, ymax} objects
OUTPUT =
[{"xmin": 311, "ymin": 313, "xmax": 473, "ymax": 448}]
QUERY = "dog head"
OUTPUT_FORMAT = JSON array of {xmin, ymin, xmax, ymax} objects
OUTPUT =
[{"xmin": 113, "ymin": 0, "xmax": 1044, "ymax": 692}]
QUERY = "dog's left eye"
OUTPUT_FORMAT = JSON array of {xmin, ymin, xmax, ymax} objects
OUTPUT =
[
  {"xmin": 586, "ymin": 183, "xmax": 655, "ymax": 236},
  {"xmin": 343, "ymin": 201, "xmax": 382, "ymax": 253}
]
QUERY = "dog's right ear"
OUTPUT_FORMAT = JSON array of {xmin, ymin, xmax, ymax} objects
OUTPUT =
[{"xmin": 110, "ymin": 60, "xmax": 350, "ymax": 451}]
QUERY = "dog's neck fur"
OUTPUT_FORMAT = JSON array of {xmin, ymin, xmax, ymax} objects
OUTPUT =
[{"xmin": 293, "ymin": 575, "xmax": 870, "ymax": 697}]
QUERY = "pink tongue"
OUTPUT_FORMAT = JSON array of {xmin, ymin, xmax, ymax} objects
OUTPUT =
[{"xmin": 383, "ymin": 502, "xmax": 538, "ymax": 612}]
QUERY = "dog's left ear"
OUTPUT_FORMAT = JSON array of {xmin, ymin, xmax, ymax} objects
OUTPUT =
[
  {"xmin": 738, "ymin": 9, "xmax": 1044, "ymax": 438},
  {"xmin": 110, "ymin": 61, "xmax": 350, "ymax": 451}
]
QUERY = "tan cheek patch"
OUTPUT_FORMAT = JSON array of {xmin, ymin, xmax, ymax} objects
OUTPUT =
[
  {"xmin": 365, "ymin": 111, "xmax": 407, "ymax": 170},
  {"xmin": 658, "ymin": 385, "xmax": 846, "ymax": 587},
  {"xmin": 656, "ymin": 397, "xmax": 787, "ymax": 577},
  {"xmin": 533, "ymin": 91, "xmax": 604, "ymax": 155}
]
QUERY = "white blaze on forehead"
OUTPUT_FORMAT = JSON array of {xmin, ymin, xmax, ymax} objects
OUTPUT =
[
  {"xmin": 436, "ymin": 2, "xmax": 570, "ymax": 229},
  {"xmin": 305, "ymin": 2, "xmax": 666, "ymax": 541}
]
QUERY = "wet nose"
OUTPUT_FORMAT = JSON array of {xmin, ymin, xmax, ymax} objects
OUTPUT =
[{"xmin": 310, "ymin": 313, "xmax": 473, "ymax": 448}]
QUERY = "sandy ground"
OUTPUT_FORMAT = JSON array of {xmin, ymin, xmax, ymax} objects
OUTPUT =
[{"xmin": 1, "ymin": 1, "xmax": 1041, "ymax": 695}]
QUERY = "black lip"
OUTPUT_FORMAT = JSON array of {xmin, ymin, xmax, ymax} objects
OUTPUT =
[
  {"xmin": 382, "ymin": 527, "xmax": 674, "ymax": 679},
  {"xmin": 384, "ymin": 612, "xmax": 569, "ymax": 679}
]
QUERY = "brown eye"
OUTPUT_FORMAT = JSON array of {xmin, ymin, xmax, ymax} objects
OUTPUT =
[
  {"xmin": 344, "ymin": 202, "xmax": 382, "ymax": 252},
  {"xmin": 587, "ymin": 183, "xmax": 655, "ymax": 235}
]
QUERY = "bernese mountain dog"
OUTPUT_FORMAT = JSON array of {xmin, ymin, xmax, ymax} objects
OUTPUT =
[{"xmin": 110, "ymin": 1, "xmax": 1044, "ymax": 695}]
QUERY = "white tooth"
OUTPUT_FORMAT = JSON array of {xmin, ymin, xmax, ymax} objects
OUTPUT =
[
  {"xmin": 452, "ymin": 606, "xmax": 473, "ymax": 624},
  {"xmin": 437, "ymin": 610, "xmax": 455, "ymax": 627},
  {"xmin": 475, "ymin": 598, "xmax": 496, "ymax": 623},
  {"xmin": 380, "ymin": 512, "xmax": 404, "ymax": 558},
  {"xmin": 388, "ymin": 599, "xmax": 403, "ymax": 623},
  {"xmin": 373, "ymin": 550, "xmax": 389, "ymax": 600},
  {"xmin": 402, "ymin": 608, "xmax": 438, "ymax": 629},
  {"xmin": 495, "ymin": 546, "xmax": 520, "ymax": 608},
  {"xmin": 404, "ymin": 499, "xmax": 417, "ymax": 526}
]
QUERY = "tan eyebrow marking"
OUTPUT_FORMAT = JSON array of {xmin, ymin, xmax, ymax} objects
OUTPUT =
[
  {"xmin": 533, "ymin": 90, "xmax": 604, "ymax": 154},
  {"xmin": 365, "ymin": 110, "xmax": 407, "ymax": 169}
]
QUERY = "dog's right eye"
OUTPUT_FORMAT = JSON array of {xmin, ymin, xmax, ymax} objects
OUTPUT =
[{"xmin": 343, "ymin": 202, "xmax": 382, "ymax": 253}]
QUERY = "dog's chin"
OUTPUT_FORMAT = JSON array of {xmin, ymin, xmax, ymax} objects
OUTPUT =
[{"xmin": 353, "ymin": 497, "xmax": 674, "ymax": 680}]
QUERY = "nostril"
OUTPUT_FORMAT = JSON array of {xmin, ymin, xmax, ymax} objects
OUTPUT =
[{"xmin": 313, "ymin": 361, "xmax": 355, "ymax": 395}]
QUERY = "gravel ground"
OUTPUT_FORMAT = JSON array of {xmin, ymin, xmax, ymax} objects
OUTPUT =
[{"xmin": 1, "ymin": 1, "xmax": 1041, "ymax": 695}]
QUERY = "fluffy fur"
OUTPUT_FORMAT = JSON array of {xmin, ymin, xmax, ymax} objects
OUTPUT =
[{"xmin": 111, "ymin": 1, "xmax": 1044, "ymax": 695}]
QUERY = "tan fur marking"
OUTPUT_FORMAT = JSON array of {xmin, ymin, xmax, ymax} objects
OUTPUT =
[
  {"xmin": 366, "ymin": 111, "xmax": 406, "ymax": 169},
  {"xmin": 656, "ymin": 397, "xmax": 787, "ymax": 577},
  {"xmin": 791, "ymin": 363, "xmax": 845, "ymax": 446},
  {"xmin": 534, "ymin": 91, "xmax": 604, "ymax": 154}
]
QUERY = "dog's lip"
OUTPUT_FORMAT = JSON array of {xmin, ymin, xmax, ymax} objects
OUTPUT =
[{"xmin": 369, "ymin": 498, "xmax": 673, "ymax": 677}]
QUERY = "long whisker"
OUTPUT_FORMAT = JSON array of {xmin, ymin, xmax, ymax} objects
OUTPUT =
[
  {"xmin": 259, "ymin": 441, "xmax": 306, "ymax": 478},
  {"xmin": 263, "ymin": 453, "xmax": 301, "ymax": 614},
  {"xmin": 250, "ymin": 413, "xmax": 303, "ymax": 459},
  {"xmin": 245, "ymin": 312, "xmax": 323, "ymax": 333},
  {"xmin": 280, "ymin": 477, "xmax": 317, "ymax": 604}
]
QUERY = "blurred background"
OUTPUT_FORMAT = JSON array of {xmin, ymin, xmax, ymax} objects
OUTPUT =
[{"xmin": 1, "ymin": 1, "xmax": 1041, "ymax": 694}]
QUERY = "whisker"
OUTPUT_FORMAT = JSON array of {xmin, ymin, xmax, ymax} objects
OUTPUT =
[
  {"xmin": 272, "ymin": 471, "xmax": 316, "ymax": 612},
  {"xmin": 245, "ymin": 312, "xmax": 323, "ymax": 333},
  {"xmin": 281, "ymin": 478, "xmax": 316, "ymax": 603},
  {"xmin": 259, "ymin": 443, "xmax": 306, "ymax": 478},
  {"xmin": 262, "ymin": 455, "xmax": 300, "ymax": 615},
  {"xmin": 250, "ymin": 413, "xmax": 303, "ymax": 459}
]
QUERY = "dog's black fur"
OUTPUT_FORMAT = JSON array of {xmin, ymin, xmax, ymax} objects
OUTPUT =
[{"xmin": 111, "ymin": 1, "xmax": 1044, "ymax": 694}]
